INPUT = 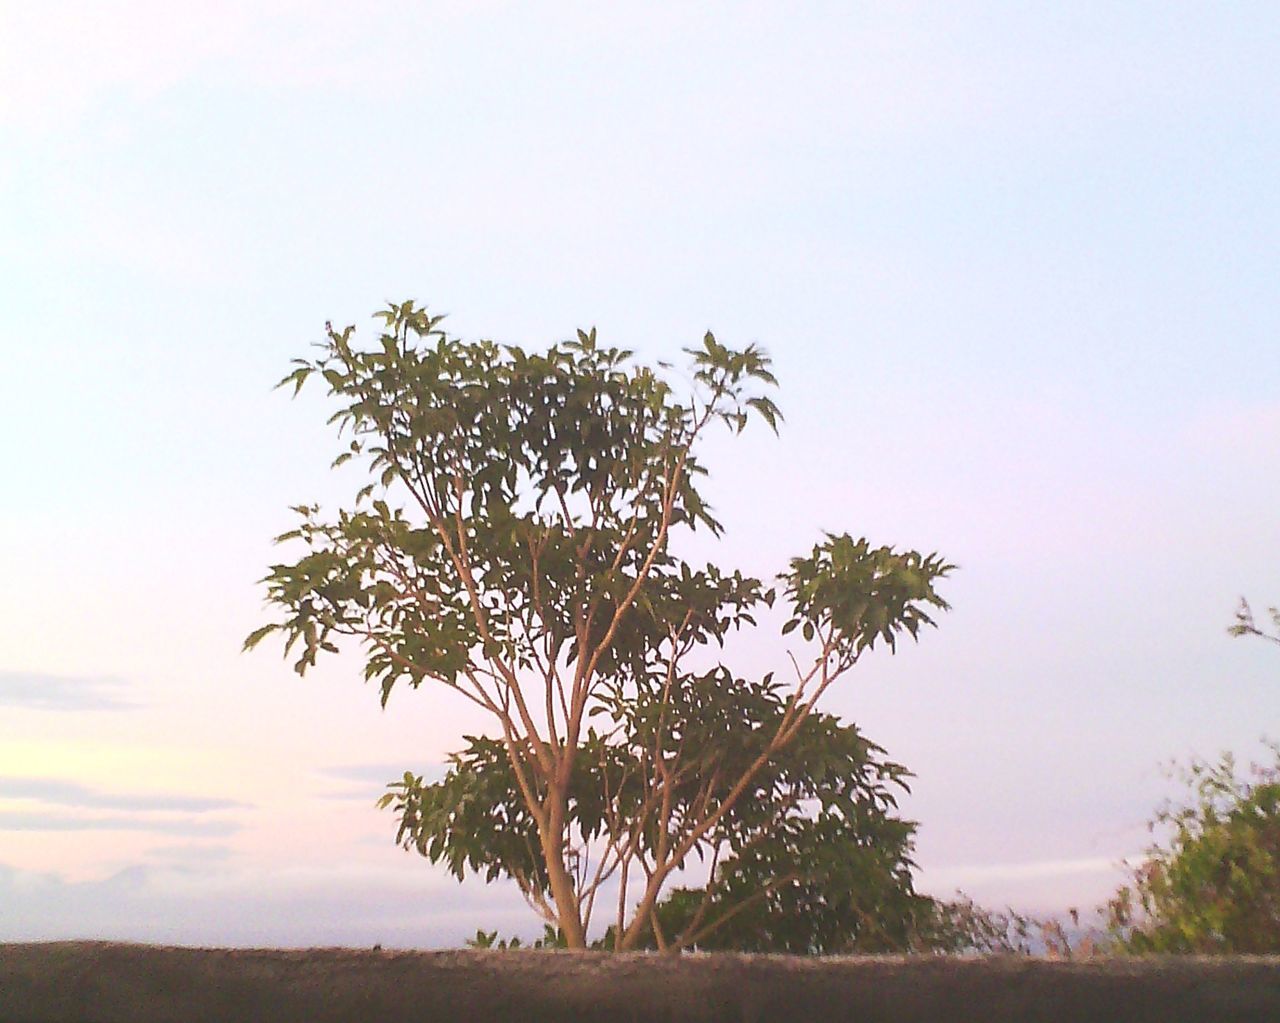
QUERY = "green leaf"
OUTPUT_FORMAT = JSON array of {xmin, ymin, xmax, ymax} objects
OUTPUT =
[
  {"xmin": 745, "ymin": 396, "xmax": 781, "ymax": 433},
  {"xmin": 241, "ymin": 624, "xmax": 278, "ymax": 652}
]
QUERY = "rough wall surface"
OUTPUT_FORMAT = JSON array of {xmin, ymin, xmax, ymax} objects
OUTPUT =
[{"xmin": 3, "ymin": 942, "xmax": 1280, "ymax": 1023}]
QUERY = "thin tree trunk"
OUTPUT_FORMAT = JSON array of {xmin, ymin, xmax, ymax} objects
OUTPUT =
[{"xmin": 541, "ymin": 798, "xmax": 586, "ymax": 948}]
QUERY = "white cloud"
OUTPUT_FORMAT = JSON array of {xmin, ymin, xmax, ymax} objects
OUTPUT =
[
  {"xmin": 0, "ymin": 858, "xmax": 531, "ymax": 948},
  {"xmin": 0, "ymin": 672, "xmax": 139, "ymax": 711},
  {"xmin": 0, "ymin": 775, "xmax": 246, "ymax": 812},
  {"xmin": 923, "ymin": 855, "xmax": 1128, "ymax": 887},
  {"xmin": 917, "ymin": 855, "xmax": 1135, "ymax": 916},
  {"xmin": 0, "ymin": 811, "xmax": 240, "ymax": 836}
]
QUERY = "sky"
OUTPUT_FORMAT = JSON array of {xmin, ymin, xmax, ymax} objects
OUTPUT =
[{"xmin": 1, "ymin": 1, "xmax": 1278, "ymax": 948}]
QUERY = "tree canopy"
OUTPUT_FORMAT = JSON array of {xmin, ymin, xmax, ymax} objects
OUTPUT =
[{"xmin": 248, "ymin": 302, "xmax": 952, "ymax": 950}]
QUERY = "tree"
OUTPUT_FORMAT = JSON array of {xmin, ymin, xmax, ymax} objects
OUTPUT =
[
  {"xmin": 1106, "ymin": 745, "xmax": 1280, "ymax": 953},
  {"xmin": 248, "ymin": 302, "xmax": 952, "ymax": 950},
  {"xmin": 390, "ymin": 705, "xmax": 953, "ymax": 953}
]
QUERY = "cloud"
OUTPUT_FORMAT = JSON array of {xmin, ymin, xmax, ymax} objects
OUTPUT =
[
  {"xmin": 145, "ymin": 843, "xmax": 235, "ymax": 864},
  {"xmin": 0, "ymin": 812, "xmax": 239, "ymax": 836},
  {"xmin": 0, "ymin": 776, "xmax": 245, "ymax": 813},
  {"xmin": 315, "ymin": 763, "xmax": 446, "ymax": 800},
  {"xmin": 318, "ymin": 763, "xmax": 421, "ymax": 786},
  {"xmin": 0, "ymin": 671, "xmax": 139, "ymax": 711},
  {"xmin": 916, "ymin": 856, "xmax": 1135, "ymax": 917},
  {"xmin": 923, "ymin": 856, "xmax": 1127, "ymax": 887},
  {"xmin": 0, "ymin": 858, "xmax": 531, "ymax": 948}
]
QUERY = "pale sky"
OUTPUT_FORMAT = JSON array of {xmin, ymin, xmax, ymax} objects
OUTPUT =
[{"xmin": 2, "ymin": 1, "xmax": 1278, "ymax": 947}]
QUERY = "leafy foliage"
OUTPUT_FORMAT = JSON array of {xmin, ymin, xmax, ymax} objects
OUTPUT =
[
  {"xmin": 250, "ymin": 302, "xmax": 952, "ymax": 949},
  {"xmin": 1230, "ymin": 598, "xmax": 1280, "ymax": 648},
  {"xmin": 1106, "ymin": 745, "xmax": 1280, "ymax": 953},
  {"xmin": 614, "ymin": 719, "xmax": 920, "ymax": 954},
  {"xmin": 385, "ymin": 701, "xmax": 925, "ymax": 952},
  {"xmin": 467, "ymin": 924, "xmax": 569, "ymax": 950}
]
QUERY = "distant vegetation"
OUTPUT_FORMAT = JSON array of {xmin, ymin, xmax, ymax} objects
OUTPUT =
[{"xmin": 1104, "ymin": 745, "xmax": 1280, "ymax": 953}]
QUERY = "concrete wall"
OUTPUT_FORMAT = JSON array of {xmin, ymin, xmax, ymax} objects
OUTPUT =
[{"xmin": 3, "ymin": 942, "xmax": 1280, "ymax": 1023}]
